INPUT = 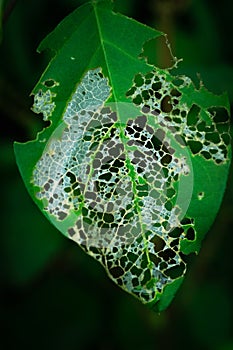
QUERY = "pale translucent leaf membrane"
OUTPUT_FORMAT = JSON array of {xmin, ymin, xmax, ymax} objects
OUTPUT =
[
  {"xmin": 32, "ymin": 89, "xmax": 56, "ymax": 121},
  {"xmin": 32, "ymin": 68, "xmax": 228, "ymax": 304}
]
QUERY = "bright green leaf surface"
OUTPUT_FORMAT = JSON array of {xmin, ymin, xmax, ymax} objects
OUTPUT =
[{"xmin": 14, "ymin": 0, "xmax": 231, "ymax": 310}]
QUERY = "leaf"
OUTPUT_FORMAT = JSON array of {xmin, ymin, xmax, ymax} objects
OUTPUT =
[{"xmin": 14, "ymin": 0, "xmax": 231, "ymax": 311}]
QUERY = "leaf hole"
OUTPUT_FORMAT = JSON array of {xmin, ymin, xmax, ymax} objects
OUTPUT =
[
  {"xmin": 169, "ymin": 227, "xmax": 184, "ymax": 238},
  {"xmin": 133, "ymin": 95, "xmax": 143, "ymax": 105},
  {"xmin": 180, "ymin": 218, "xmax": 194, "ymax": 225},
  {"xmin": 187, "ymin": 104, "xmax": 200, "ymax": 126},
  {"xmin": 186, "ymin": 227, "xmax": 195, "ymax": 241},
  {"xmin": 134, "ymin": 73, "xmax": 144, "ymax": 87},
  {"xmin": 161, "ymin": 154, "xmax": 172, "ymax": 166},
  {"xmin": 158, "ymin": 248, "xmax": 176, "ymax": 261},
  {"xmin": 165, "ymin": 263, "xmax": 185, "ymax": 279},
  {"xmin": 152, "ymin": 234, "xmax": 165, "ymax": 253},
  {"xmin": 187, "ymin": 140, "xmax": 202, "ymax": 154},
  {"xmin": 161, "ymin": 95, "xmax": 172, "ymax": 113},
  {"xmin": 172, "ymin": 78, "xmax": 185, "ymax": 87},
  {"xmin": 141, "ymin": 269, "xmax": 152, "ymax": 286},
  {"xmin": 209, "ymin": 107, "xmax": 229, "ymax": 123},
  {"xmin": 198, "ymin": 192, "xmax": 205, "ymax": 200},
  {"xmin": 140, "ymin": 37, "xmax": 174, "ymax": 69},
  {"xmin": 43, "ymin": 79, "xmax": 57, "ymax": 88},
  {"xmin": 201, "ymin": 150, "xmax": 211, "ymax": 160},
  {"xmin": 109, "ymin": 266, "xmax": 124, "ymax": 278},
  {"xmin": 205, "ymin": 132, "xmax": 221, "ymax": 144}
]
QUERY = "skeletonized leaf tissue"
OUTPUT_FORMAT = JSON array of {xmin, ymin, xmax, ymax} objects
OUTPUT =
[{"xmin": 14, "ymin": 0, "xmax": 231, "ymax": 311}]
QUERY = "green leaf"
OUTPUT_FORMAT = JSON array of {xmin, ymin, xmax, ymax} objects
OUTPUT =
[{"xmin": 14, "ymin": 0, "xmax": 231, "ymax": 310}]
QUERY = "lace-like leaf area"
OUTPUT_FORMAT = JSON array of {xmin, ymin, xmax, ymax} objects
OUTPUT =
[
  {"xmin": 32, "ymin": 67, "xmax": 229, "ymax": 304},
  {"xmin": 127, "ymin": 70, "xmax": 229, "ymax": 164}
]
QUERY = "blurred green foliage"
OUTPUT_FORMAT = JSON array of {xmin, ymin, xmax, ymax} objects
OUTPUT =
[{"xmin": 0, "ymin": 0, "xmax": 233, "ymax": 349}]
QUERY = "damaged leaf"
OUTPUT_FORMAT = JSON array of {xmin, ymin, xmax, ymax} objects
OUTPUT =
[{"xmin": 14, "ymin": 0, "xmax": 231, "ymax": 311}]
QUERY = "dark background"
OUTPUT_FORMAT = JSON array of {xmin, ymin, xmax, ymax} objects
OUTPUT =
[{"xmin": 1, "ymin": 0, "xmax": 233, "ymax": 349}]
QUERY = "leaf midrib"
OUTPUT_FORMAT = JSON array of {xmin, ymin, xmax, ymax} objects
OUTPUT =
[{"xmin": 93, "ymin": 2, "xmax": 152, "ymax": 268}]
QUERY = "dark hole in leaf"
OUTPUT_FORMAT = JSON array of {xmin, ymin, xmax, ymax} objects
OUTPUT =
[
  {"xmin": 165, "ymin": 200, "xmax": 172, "ymax": 211},
  {"xmin": 151, "ymin": 135, "xmax": 163, "ymax": 151},
  {"xmin": 205, "ymin": 132, "xmax": 221, "ymax": 144},
  {"xmin": 109, "ymin": 167, "xmax": 119, "ymax": 174},
  {"xmin": 186, "ymin": 227, "xmax": 195, "ymax": 240},
  {"xmin": 155, "ymin": 92, "xmax": 162, "ymax": 99},
  {"xmin": 58, "ymin": 211, "xmax": 67, "ymax": 220},
  {"xmin": 145, "ymin": 72, "xmax": 154, "ymax": 80},
  {"xmin": 161, "ymin": 154, "xmax": 172, "ymax": 165},
  {"xmin": 134, "ymin": 124, "xmax": 143, "ymax": 132},
  {"xmin": 221, "ymin": 133, "xmax": 230, "ymax": 145},
  {"xmin": 209, "ymin": 107, "xmax": 229, "ymax": 123},
  {"xmin": 64, "ymin": 187, "xmax": 71, "ymax": 193},
  {"xmin": 172, "ymin": 108, "xmax": 180, "ymax": 116},
  {"xmin": 128, "ymin": 252, "xmax": 138, "ymax": 263},
  {"xmin": 141, "ymin": 269, "xmax": 151, "ymax": 285},
  {"xmin": 165, "ymin": 263, "xmax": 185, "ymax": 278},
  {"xmin": 221, "ymin": 133, "xmax": 230, "ymax": 146},
  {"xmin": 170, "ymin": 238, "xmax": 179, "ymax": 248},
  {"xmin": 173, "ymin": 117, "xmax": 181, "ymax": 124},
  {"xmin": 216, "ymin": 123, "xmax": 227, "ymax": 135},
  {"xmin": 68, "ymin": 228, "xmax": 76, "ymax": 237},
  {"xmin": 134, "ymin": 73, "xmax": 144, "ymax": 87},
  {"xmin": 120, "ymin": 256, "xmax": 127, "ymax": 268},
  {"xmin": 131, "ymin": 266, "xmax": 143, "ymax": 277},
  {"xmin": 83, "ymin": 134, "xmax": 92, "ymax": 141},
  {"xmin": 140, "ymin": 37, "xmax": 174, "ymax": 68},
  {"xmin": 126, "ymin": 86, "xmax": 137, "ymax": 97},
  {"xmin": 136, "ymin": 184, "xmax": 148, "ymax": 192},
  {"xmin": 103, "ymin": 213, "xmax": 114, "ymax": 223},
  {"xmin": 149, "ymin": 253, "xmax": 161, "ymax": 265},
  {"xmin": 152, "ymin": 82, "xmax": 162, "ymax": 91},
  {"xmin": 132, "ymin": 277, "xmax": 139, "ymax": 287},
  {"xmin": 187, "ymin": 104, "xmax": 200, "ymax": 126},
  {"xmin": 138, "ymin": 192, "xmax": 148, "ymax": 197},
  {"xmin": 83, "ymin": 217, "xmax": 92, "ymax": 224},
  {"xmin": 172, "ymin": 78, "xmax": 184, "ymax": 87},
  {"xmin": 188, "ymin": 140, "xmax": 202, "ymax": 154},
  {"xmin": 167, "ymin": 187, "xmax": 176, "ymax": 198},
  {"xmin": 66, "ymin": 171, "xmax": 76, "ymax": 184},
  {"xmin": 109, "ymin": 266, "xmax": 124, "ymax": 278},
  {"xmin": 201, "ymin": 150, "xmax": 211, "ymax": 159},
  {"xmin": 171, "ymin": 88, "xmax": 181, "ymax": 97},
  {"xmin": 180, "ymin": 218, "xmax": 194, "ymax": 225},
  {"xmin": 82, "ymin": 207, "xmax": 88, "ymax": 216},
  {"xmin": 210, "ymin": 149, "xmax": 218, "ymax": 155},
  {"xmin": 140, "ymin": 253, "xmax": 148, "ymax": 269},
  {"xmin": 169, "ymin": 227, "xmax": 184, "ymax": 238},
  {"xmin": 142, "ymin": 90, "xmax": 150, "ymax": 101},
  {"xmin": 133, "ymin": 95, "xmax": 142, "ymax": 105},
  {"xmin": 99, "ymin": 172, "xmax": 112, "ymax": 181},
  {"xmin": 161, "ymin": 95, "xmax": 172, "ymax": 113},
  {"xmin": 152, "ymin": 234, "xmax": 165, "ymax": 253},
  {"xmin": 126, "ymin": 126, "xmax": 134, "ymax": 135},
  {"xmin": 160, "ymin": 262, "xmax": 168, "ymax": 270},
  {"xmin": 197, "ymin": 121, "xmax": 206, "ymax": 132},
  {"xmin": 198, "ymin": 192, "xmax": 204, "ymax": 200},
  {"xmin": 44, "ymin": 79, "xmax": 56, "ymax": 88},
  {"xmin": 116, "ymin": 278, "xmax": 123, "ymax": 286}
]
